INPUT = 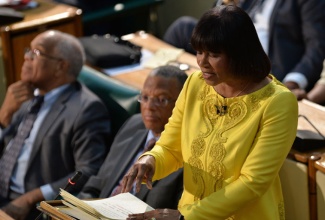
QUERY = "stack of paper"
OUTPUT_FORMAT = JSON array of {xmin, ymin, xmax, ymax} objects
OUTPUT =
[{"xmin": 59, "ymin": 189, "xmax": 154, "ymax": 220}]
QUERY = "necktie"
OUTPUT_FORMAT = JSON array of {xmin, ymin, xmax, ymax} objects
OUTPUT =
[
  {"xmin": 0, "ymin": 96, "xmax": 44, "ymax": 198},
  {"xmin": 143, "ymin": 138, "xmax": 156, "ymax": 153},
  {"xmin": 110, "ymin": 138, "xmax": 157, "ymax": 197}
]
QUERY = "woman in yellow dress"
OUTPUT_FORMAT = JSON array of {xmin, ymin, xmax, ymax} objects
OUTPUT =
[{"xmin": 122, "ymin": 5, "xmax": 298, "ymax": 220}]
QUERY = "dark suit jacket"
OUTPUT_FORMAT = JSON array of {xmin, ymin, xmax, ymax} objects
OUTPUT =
[
  {"xmin": 79, "ymin": 114, "xmax": 183, "ymax": 209},
  {"xmin": 0, "ymin": 82, "xmax": 111, "ymax": 196},
  {"xmin": 239, "ymin": 0, "xmax": 325, "ymax": 91}
]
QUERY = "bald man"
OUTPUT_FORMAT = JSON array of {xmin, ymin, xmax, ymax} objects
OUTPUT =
[{"xmin": 0, "ymin": 30, "xmax": 111, "ymax": 219}]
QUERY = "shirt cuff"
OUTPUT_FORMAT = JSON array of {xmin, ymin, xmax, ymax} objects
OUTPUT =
[
  {"xmin": 40, "ymin": 184, "xmax": 57, "ymax": 200},
  {"xmin": 0, "ymin": 127, "xmax": 3, "ymax": 139},
  {"xmin": 282, "ymin": 72, "xmax": 308, "ymax": 90}
]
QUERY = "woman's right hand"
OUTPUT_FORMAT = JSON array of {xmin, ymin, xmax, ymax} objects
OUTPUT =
[{"xmin": 121, "ymin": 155, "xmax": 156, "ymax": 193}]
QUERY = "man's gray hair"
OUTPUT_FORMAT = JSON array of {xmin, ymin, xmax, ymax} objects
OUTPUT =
[{"xmin": 45, "ymin": 30, "xmax": 86, "ymax": 78}]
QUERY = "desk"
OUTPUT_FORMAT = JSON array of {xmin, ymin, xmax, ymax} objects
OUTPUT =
[
  {"xmin": 291, "ymin": 100, "xmax": 325, "ymax": 161},
  {"xmin": 110, "ymin": 31, "xmax": 199, "ymax": 90},
  {"xmin": 0, "ymin": 210, "xmax": 14, "ymax": 220},
  {"xmin": 0, "ymin": 0, "xmax": 83, "ymax": 88},
  {"xmin": 283, "ymin": 99, "xmax": 325, "ymax": 220}
]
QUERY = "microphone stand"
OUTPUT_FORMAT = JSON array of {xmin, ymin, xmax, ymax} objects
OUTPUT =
[{"xmin": 35, "ymin": 171, "xmax": 82, "ymax": 220}]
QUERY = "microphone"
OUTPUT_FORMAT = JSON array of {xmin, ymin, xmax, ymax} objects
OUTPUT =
[
  {"xmin": 54, "ymin": 171, "xmax": 82, "ymax": 200},
  {"xmin": 35, "ymin": 171, "xmax": 82, "ymax": 220},
  {"xmin": 215, "ymin": 105, "xmax": 228, "ymax": 116}
]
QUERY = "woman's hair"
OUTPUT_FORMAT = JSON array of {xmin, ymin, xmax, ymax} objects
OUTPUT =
[{"xmin": 191, "ymin": 5, "xmax": 270, "ymax": 82}]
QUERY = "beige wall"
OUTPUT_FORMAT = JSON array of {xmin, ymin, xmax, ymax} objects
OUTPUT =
[{"xmin": 155, "ymin": 0, "xmax": 215, "ymax": 38}]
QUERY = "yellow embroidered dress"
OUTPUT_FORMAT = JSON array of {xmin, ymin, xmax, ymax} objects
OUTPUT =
[{"xmin": 144, "ymin": 71, "xmax": 298, "ymax": 220}]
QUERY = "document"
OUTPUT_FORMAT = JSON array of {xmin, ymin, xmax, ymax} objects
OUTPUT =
[{"xmin": 59, "ymin": 189, "xmax": 154, "ymax": 220}]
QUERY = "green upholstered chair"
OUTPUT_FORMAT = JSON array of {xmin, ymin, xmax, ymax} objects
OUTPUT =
[{"xmin": 78, "ymin": 65, "xmax": 140, "ymax": 137}]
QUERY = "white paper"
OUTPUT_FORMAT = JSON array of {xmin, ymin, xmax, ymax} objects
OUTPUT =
[{"xmin": 83, "ymin": 193, "xmax": 154, "ymax": 219}]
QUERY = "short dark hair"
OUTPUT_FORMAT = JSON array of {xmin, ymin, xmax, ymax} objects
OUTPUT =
[
  {"xmin": 150, "ymin": 65, "xmax": 188, "ymax": 89},
  {"xmin": 191, "ymin": 5, "xmax": 270, "ymax": 82}
]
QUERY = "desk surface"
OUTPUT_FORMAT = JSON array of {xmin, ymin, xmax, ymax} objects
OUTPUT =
[
  {"xmin": 298, "ymin": 99, "xmax": 325, "ymax": 133},
  {"xmin": 290, "ymin": 99, "xmax": 325, "ymax": 162},
  {"xmin": 2, "ymin": 0, "xmax": 82, "ymax": 32},
  {"xmin": 0, "ymin": 0, "xmax": 82, "ymax": 88},
  {"xmin": 0, "ymin": 210, "xmax": 14, "ymax": 220},
  {"xmin": 110, "ymin": 31, "xmax": 199, "ymax": 90}
]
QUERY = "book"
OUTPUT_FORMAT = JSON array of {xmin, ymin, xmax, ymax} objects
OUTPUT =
[{"xmin": 58, "ymin": 189, "xmax": 154, "ymax": 220}]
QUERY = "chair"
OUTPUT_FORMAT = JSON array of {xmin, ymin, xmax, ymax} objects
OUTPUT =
[
  {"xmin": 279, "ymin": 158, "xmax": 310, "ymax": 220},
  {"xmin": 315, "ymin": 155, "xmax": 325, "ymax": 220},
  {"xmin": 78, "ymin": 65, "xmax": 140, "ymax": 137}
]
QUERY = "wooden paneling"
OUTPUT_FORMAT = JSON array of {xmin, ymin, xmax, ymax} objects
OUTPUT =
[{"xmin": 0, "ymin": 0, "xmax": 83, "ymax": 88}]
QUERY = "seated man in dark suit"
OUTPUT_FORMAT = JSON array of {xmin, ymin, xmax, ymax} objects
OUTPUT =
[
  {"xmin": 0, "ymin": 30, "xmax": 111, "ymax": 219},
  {"xmin": 79, "ymin": 65, "xmax": 188, "ymax": 209}
]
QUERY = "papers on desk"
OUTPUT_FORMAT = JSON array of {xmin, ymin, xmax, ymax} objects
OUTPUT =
[
  {"xmin": 142, "ymin": 48, "xmax": 184, "ymax": 68},
  {"xmin": 103, "ymin": 48, "xmax": 184, "ymax": 76},
  {"xmin": 59, "ymin": 189, "xmax": 154, "ymax": 220}
]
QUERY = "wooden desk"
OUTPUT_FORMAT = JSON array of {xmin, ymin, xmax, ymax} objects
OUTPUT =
[
  {"xmin": 0, "ymin": 210, "xmax": 14, "ymax": 220},
  {"xmin": 0, "ymin": 0, "xmax": 83, "ymax": 88},
  {"xmin": 290, "ymin": 100, "xmax": 325, "ymax": 162},
  {"xmin": 110, "ymin": 31, "xmax": 199, "ymax": 90},
  {"xmin": 288, "ymin": 99, "xmax": 325, "ymax": 220}
]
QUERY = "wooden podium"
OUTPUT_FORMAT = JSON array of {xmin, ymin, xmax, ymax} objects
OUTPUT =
[
  {"xmin": 37, "ymin": 200, "xmax": 74, "ymax": 220},
  {"xmin": 0, "ymin": 0, "xmax": 83, "ymax": 88}
]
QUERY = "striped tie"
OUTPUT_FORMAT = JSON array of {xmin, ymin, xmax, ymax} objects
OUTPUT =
[{"xmin": 0, "ymin": 96, "xmax": 44, "ymax": 198}]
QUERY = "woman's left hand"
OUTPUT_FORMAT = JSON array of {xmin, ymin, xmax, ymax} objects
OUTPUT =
[
  {"xmin": 121, "ymin": 155, "xmax": 156, "ymax": 193},
  {"xmin": 126, "ymin": 209, "xmax": 181, "ymax": 220}
]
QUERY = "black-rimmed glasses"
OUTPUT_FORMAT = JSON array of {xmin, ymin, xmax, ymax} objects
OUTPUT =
[
  {"xmin": 137, "ymin": 94, "xmax": 175, "ymax": 107},
  {"xmin": 24, "ymin": 48, "xmax": 62, "ymax": 61}
]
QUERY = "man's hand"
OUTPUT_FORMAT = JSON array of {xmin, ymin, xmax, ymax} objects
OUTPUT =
[
  {"xmin": 126, "ymin": 209, "xmax": 182, "ymax": 220},
  {"xmin": 121, "ymin": 155, "xmax": 156, "ymax": 193},
  {"xmin": 291, "ymin": 88, "xmax": 307, "ymax": 100},
  {"xmin": 1, "ymin": 188, "xmax": 44, "ymax": 220},
  {"xmin": 284, "ymin": 81, "xmax": 300, "ymax": 90},
  {"xmin": 0, "ymin": 81, "xmax": 33, "ymax": 127}
]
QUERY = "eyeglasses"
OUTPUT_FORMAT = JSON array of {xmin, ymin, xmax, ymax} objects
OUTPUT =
[
  {"xmin": 138, "ymin": 94, "xmax": 175, "ymax": 107},
  {"xmin": 24, "ymin": 48, "xmax": 62, "ymax": 61}
]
